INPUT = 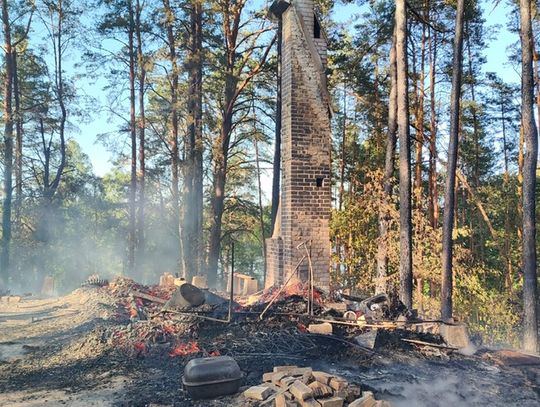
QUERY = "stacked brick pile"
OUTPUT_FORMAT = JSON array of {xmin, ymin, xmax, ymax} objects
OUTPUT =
[{"xmin": 243, "ymin": 365, "xmax": 392, "ymax": 407}]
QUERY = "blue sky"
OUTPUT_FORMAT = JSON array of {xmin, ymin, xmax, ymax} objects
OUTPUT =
[{"xmin": 72, "ymin": 0, "xmax": 520, "ymax": 177}]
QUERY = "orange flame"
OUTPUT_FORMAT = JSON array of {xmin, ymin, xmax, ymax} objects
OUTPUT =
[
  {"xmin": 169, "ymin": 341, "xmax": 200, "ymax": 357},
  {"xmin": 134, "ymin": 341, "xmax": 146, "ymax": 352}
]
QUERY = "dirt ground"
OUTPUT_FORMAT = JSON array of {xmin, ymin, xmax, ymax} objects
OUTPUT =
[{"xmin": 1, "ymin": 288, "xmax": 539, "ymax": 407}]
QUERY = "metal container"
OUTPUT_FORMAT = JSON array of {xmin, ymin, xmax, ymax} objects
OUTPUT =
[
  {"xmin": 182, "ymin": 356, "xmax": 242, "ymax": 399},
  {"xmin": 164, "ymin": 283, "xmax": 206, "ymax": 310}
]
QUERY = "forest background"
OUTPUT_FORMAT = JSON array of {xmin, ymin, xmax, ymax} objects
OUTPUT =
[{"xmin": 0, "ymin": 0, "xmax": 537, "ymax": 348}]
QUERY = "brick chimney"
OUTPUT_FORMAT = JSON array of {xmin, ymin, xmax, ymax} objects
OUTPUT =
[{"xmin": 266, "ymin": 0, "xmax": 332, "ymax": 291}]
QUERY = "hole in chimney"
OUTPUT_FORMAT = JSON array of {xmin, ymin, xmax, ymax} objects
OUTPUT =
[
  {"xmin": 316, "ymin": 177, "xmax": 324, "ymax": 188},
  {"xmin": 314, "ymin": 16, "xmax": 321, "ymax": 39}
]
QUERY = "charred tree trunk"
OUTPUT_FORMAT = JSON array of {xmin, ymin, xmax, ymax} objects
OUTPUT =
[
  {"xmin": 519, "ymin": 0, "xmax": 538, "ymax": 353},
  {"xmin": 254, "ymin": 137, "xmax": 267, "ymax": 278},
  {"xmin": 192, "ymin": 0, "xmax": 204, "ymax": 281},
  {"xmin": 127, "ymin": 0, "xmax": 137, "ymax": 275},
  {"xmin": 428, "ymin": 26, "xmax": 438, "ymax": 228},
  {"xmin": 13, "ymin": 50, "xmax": 22, "ymax": 221},
  {"xmin": 441, "ymin": 0, "xmax": 465, "ymax": 321},
  {"xmin": 135, "ymin": 0, "xmax": 146, "ymax": 276},
  {"xmin": 208, "ymin": 110, "xmax": 233, "ymax": 288},
  {"xmin": 1, "ymin": 0, "xmax": 14, "ymax": 280},
  {"xmin": 183, "ymin": 0, "xmax": 203, "ymax": 282},
  {"xmin": 339, "ymin": 83, "xmax": 347, "ymax": 211},
  {"xmin": 376, "ymin": 32, "xmax": 397, "ymax": 294},
  {"xmin": 162, "ymin": 0, "xmax": 182, "ymax": 272},
  {"xmin": 500, "ymin": 80, "xmax": 512, "ymax": 290},
  {"xmin": 414, "ymin": 8, "xmax": 426, "ymax": 207},
  {"xmin": 395, "ymin": 0, "xmax": 413, "ymax": 308},
  {"xmin": 271, "ymin": 16, "xmax": 282, "ymax": 232}
]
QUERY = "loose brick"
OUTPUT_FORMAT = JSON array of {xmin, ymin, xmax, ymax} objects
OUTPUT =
[
  {"xmin": 307, "ymin": 323, "xmax": 333, "ymax": 335},
  {"xmin": 298, "ymin": 398, "xmax": 320, "ymax": 407},
  {"xmin": 263, "ymin": 372, "xmax": 275, "ymax": 382},
  {"xmin": 281, "ymin": 376, "xmax": 298, "ymax": 388},
  {"xmin": 243, "ymin": 385, "xmax": 273, "ymax": 401},
  {"xmin": 274, "ymin": 365, "xmax": 298, "ymax": 372},
  {"xmin": 328, "ymin": 377, "xmax": 348, "ymax": 391},
  {"xmin": 348, "ymin": 393, "xmax": 376, "ymax": 407},
  {"xmin": 317, "ymin": 396, "xmax": 344, "ymax": 407},
  {"xmin": 275, "ymin": 366, "xmax": 313, "ymax": 377},
  {"xmin": 290, "ymin": 380, "xmax": 313, "ymax": 401},
  {"xmin": 270, "ymin": 372, "xmax": 292, "ymax": 387},
  {"xmin": 308, "ymin": 381, "xmax": 333, "ymax": 398},
  {"xmin": 312, "ymin": 371, "xmax": 333, "ymax": 385}
]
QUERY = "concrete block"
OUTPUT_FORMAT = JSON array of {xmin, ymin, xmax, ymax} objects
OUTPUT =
[
  {"xmin": 355, "ymin": 330, "xmax": 378, "ymax": 349},
  {"xmin": 191, "ymin": 275, "xmax": 208, "ymax": 289},
  {"xmin": 307, "ymin": 322, "xmax": 333, "ymax": 335},
  {"xmin": 243, "ymin": 278, "xmax": 258, "ymax": 295},
  {"xmin": 439, "ymin": 323, "xmax": 471, "ymax": 349}
]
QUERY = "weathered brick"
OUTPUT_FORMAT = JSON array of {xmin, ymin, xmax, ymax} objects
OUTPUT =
[
  {"xmin": 348, "ymin": 392, "xmax": 376, "ymax": 407},
  {"xmin": 243, "ymin": 385, "xmax": 273, "ymax": 401},
  {"xmin": 318, "ymin": 397, "xmax": 344, "ymax": 407},
  {"xmin": 290, "ymin": 380, "xmax": 313, "ymax": 401}
]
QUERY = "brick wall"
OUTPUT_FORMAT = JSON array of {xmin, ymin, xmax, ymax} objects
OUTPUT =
[{"xmin": 266, "ymin": 0, "xmax": 332, "ymax": 291}]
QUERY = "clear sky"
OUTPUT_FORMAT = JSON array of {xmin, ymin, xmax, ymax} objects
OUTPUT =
[{"xmin": 72, "ymin": 0, "xmax": 520, "ymax": 177}]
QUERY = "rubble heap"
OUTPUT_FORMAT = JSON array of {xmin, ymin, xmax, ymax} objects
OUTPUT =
[{"xmin": 243, "ymin": 365, "xmax": 390, "ymax": 407}]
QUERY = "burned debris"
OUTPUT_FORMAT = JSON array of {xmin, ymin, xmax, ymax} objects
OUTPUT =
[{"xmin": 2, "ymin": 275, "xmax": 540, "ymax": 406}]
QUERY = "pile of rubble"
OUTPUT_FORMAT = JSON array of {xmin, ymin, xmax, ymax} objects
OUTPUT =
[{"xmin": 243, "ymin": 365, "xmax": 390, "ymax": 407}]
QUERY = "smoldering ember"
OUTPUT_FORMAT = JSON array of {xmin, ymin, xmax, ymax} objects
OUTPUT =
[{"xmin": 1, "ymin": 0, "xmax": 540, "ymax": 406}]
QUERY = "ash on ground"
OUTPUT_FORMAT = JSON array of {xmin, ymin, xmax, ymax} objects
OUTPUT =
[{"xmin": 0, "ymin": 278, "xmax": 539, "ymax": 406}]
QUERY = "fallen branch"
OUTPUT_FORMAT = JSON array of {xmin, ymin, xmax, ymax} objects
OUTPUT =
[{"xmin": 401, "ymin": 338, "xmax": 458, "ymax": 350}]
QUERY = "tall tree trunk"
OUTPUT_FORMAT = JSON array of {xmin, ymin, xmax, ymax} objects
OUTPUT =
[
  {"xmin": 13, "ymin": 50, "xmax": 22, "ymax": 221},
  {"xmin": 127, "ymin": 0, "xmax": 137, "ymax": 275},
  {"xmin": 183, "ymin": 0, "xmax": 203, "ymax": 282},
  {"xmin": 441, "ymin": 0, "xmax": 465, "ymax": 321},
  {"xmin": 376, "ymin": 32, "xmax": 397, "ymax": 294},
  {"xmin": 519, "ymin": 0, "xmax": 538, "ymax": 353},
  {"xmin": 254, "ymin": 137, "xmax": 266, "ymax": 279},
  {"xmin": 500, "ymin": 82, "xmax": 512, "ymax": 290},
  {"xmin": 135, "ymin": 0, "xmax": 146, "ymax": 276},
  {"xmin": 414, "ymin": 6, "xmax": 426, "ymax": 207},
  {"xmin": 1, "ymin": 0, "xmax": 14, "ymax": 281},
  {"xmin": 395, "ymin": 0, "xmax": 413, "ymax": 308},
  {"xmin": 162, "ymin": 0, "xmax": 182, "ymax": 273},
  {"xmin": 428, "ymin": 26, "xmax": 438, "ymax": 228},
  {"xmin": 208, "ymin": 113, "xmax": 232, "ymax": 288},
  {"xmin": 206, "ymin": 3, "xmax": 274, "ymax": 287},
  {"xmin": 518, "ymin": 125, "xmax": 524, "ymax": 241},
  {"xmin": 271, "ymin": 16, "xmax": 282, "ymax": 232},
  {"xmin": 339, "ymin": 83, "xmax": 347, "ymax": 211},
  {"xmin": 192, "ymin": 0, "xmax": 204, "ymax": 280},
  {"xmin": 466, "ymin": 25, "xmax": 484, "ymax": 260}
]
